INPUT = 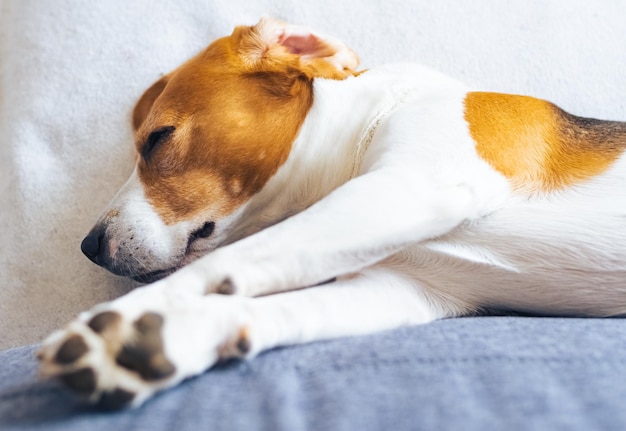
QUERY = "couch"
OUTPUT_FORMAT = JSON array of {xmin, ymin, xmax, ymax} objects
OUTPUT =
[{"xmin": 1, "ymin": 1, "xmax": 625, "ymax": 429}]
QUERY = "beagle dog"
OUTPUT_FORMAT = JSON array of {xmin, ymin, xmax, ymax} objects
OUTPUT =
[{"xmin": 38, "ymin": 18, "xmax": 626, "ymax": 409}]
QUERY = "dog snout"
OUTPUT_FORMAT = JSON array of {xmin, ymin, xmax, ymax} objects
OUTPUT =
[{"xmin": 81, "ymin": 226, "xmax": 111, "ymax": 267}]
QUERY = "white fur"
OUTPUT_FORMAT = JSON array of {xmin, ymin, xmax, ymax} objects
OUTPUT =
[
  {"xmin": 39, "ymin": 61, "xmax": 626, "ymax": 407},
  {"xmin": 90, "ymin": 168, "xmax": 193, "ymax": 276}
]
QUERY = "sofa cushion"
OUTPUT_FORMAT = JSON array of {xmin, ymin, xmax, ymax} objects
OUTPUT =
[{"xmin": 2, "ymin": 316, "xmax": 626, "ymax": 431}]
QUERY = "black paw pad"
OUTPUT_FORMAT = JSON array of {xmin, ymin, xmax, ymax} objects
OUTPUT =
[
  {"xmin": 96, "ymin": 387, "xmax": 136, "ymax": 410},
  {"xmin": 59, "ymin": 367, "xmax": 97, "ymax": 394},
  {"xmin": 235, "ymin": 327, "xmax": 251, "ymax": 356},
  {"xmin": 88, "ymin": 311, "xmax": 122, "ymax": 334},
  {"xmin": 115, "ymin": 312, "xmax": 175, "ymax": 381},
  {"xmin": 55, "ymin": 334, "xmax": 88, "ymax": 364},
  {"xmin": 134, "ymin": 312, "xmax": 163, "ymax": 334},
  {"xmin": 216, "ymin": 277, "xmax": 235, "ymax": 295}
]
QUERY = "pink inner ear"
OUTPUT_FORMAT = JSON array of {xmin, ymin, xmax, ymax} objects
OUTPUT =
[{"xmin": 278, "ymin": 30, "xmax": 325, "ymax": 56}]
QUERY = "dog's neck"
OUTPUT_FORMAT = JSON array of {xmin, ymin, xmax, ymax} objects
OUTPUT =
[{"xmin": 222, "ymin": 65, "xmax": 462, "ymax": 245}]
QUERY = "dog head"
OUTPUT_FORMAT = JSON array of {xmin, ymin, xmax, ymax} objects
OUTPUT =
[{"xmin": 81, "ymin": 18, "xmax": 359, "ymax": 282}]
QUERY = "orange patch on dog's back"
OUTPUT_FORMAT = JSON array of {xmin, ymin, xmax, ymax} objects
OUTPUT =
[{"xmin": 464, "ymin": 92, "xmax": 626, "ymax": 192}]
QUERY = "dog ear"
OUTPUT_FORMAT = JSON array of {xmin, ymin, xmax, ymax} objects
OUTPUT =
[
  {"xmin": 132, "ymin": 75, "xmax": 169, "ymax": 131},
  {"xmin": 239, "ymin": 17, "xmax": 360, "ymax": 80}
]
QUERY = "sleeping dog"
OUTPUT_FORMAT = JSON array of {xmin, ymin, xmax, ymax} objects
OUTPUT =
[{"xmin": 38, "ymin": 17, "xmax": 626, "ymax": 409}]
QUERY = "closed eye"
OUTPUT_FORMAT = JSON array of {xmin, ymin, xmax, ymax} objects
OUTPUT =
[{"xmin": 142, "ymin": 126, "xmax": 176, "ymax": 160}]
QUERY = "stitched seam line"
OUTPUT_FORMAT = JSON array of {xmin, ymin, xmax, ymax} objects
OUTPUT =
[
  {"xmin": 350, "ymin": 88, "xmax": 419, "ymax": 178},
  {"xmin": 239, "ymin": 354, "xmax": 626, "ymax": 374}
]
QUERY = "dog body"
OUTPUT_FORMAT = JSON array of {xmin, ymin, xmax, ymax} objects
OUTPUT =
[{"xmin": 39, "ymin": 18, "xmax": 626, "ymax": 408}]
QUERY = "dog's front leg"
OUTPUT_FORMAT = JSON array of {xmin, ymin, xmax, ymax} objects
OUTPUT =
[
  {"xmin": 164, "ymin": 169, "xmax": 477, "ymax": 297},
  {"xmin": 38, "ymin": 266, "xmax": 452, "ymax": 408}
]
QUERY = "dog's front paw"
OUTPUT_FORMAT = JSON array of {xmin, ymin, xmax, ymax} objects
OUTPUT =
[{"xmin": 37, "ymin": 290, "xmax": 254, "ymax": 409}]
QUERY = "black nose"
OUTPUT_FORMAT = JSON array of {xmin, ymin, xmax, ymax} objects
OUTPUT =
[{"xmin": 81, "ymin": 229, "xmax": 105, "ymax": 264}]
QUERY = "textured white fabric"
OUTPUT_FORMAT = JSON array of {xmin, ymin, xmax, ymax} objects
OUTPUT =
[{"xmin": 1, "ymin": 0, "xmax": 625, "ymax": 349}]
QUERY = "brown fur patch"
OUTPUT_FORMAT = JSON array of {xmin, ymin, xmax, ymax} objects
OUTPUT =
[
  {"xmin": 132, "ymin": 20, "xmax": 359, "ymax": 225},
  {"xmin": 465, "ymin": 92, "xmax": 626, "ymax": 192},
  {"xmin": 135, "ymin": 39, "xmax": 313, "ymax": 223},
  {"xmin": 132, "ymin": 76, "xmax": 169, "ymax": 131}
]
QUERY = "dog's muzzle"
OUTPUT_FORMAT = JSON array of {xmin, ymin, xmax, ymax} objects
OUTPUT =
[{"xmin": 80, "ymin": 220, "xmax": 217, "ymax": 283}]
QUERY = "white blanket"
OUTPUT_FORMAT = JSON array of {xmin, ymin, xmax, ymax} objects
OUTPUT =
[{"xmin": 1, "ymin": 0, "xmax": 625, "ymax": 350}]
